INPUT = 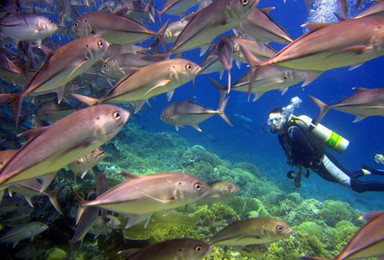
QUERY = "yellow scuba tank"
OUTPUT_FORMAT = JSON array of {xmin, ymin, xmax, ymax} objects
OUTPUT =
[{"xmin": 293, "ymin": 115, "xmax": 349, "ymax": 153}]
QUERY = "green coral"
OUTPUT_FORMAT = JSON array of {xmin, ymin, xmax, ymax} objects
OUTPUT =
[{"xmin": 323, "ymin": 200, "xmax": 360, "ymax": 227}]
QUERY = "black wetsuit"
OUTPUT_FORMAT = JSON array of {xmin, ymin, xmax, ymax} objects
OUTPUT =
[{"xmin": 278, "ymin": 117, "xmax": 384, "ymax": 193}]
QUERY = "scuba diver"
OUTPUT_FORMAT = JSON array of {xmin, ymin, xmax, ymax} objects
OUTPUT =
[{"xmin": 268, "ymin": 97, "xmax": 384, "ymax": 193}]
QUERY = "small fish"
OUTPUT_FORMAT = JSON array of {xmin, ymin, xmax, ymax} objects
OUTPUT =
[
  {"xmin": 75, "ymin": 172, "xmax": 210, "ymax": 229},
  {"xmin": 74, "ymin": 59, "xmax": 201, "ymax": 112},
  {"xmin": 73, "ymin": 12, "xmax": 155, "ymax": 45},
  {"xmin": 302, "ymin": 210, "xmax": 384, "ymax": 260},
  {"xmin": 0, "ymin": 13, "xmax": 57, "ymax": 44},
  {"xmin": 170, "ymin": 0, "xmax": 259, "ymax": 54},
  {"xmin": 34, "ymin": 95, "xmax": 77, "ymax": 125},
  {"xmin": 210, "ymin": 217, "xmax": 292, "ymax": 247},
  {"xmin": 0, "ymin": 222, "xmax": 48, "ymax": 248},
  {"xmin": 236, "ymin": 7, "xmax": 292, "ymax": 44},
  {"xmin": 0, "ymin": 105, "xmax": 129, "ymax": 189},
  {"xmin": 232, "ymin": 37, "xmax": 277, "ymax": 63},
  {"xmin": 231, "ymin": 66, "xmax": 320, "ymax": 101},
  {"xmin": 0, "ymin": 36, "xmax": 109, "ymax": 126},
  {"xmin": 68, "ymin": 148, "xmax": 105, "ymax": 179},
  {"xmin": 200, "ymin": 180, "xmax": 239, "ymax": 204},
  {"xmin": 161, "ymin": 96, "xmax": 233, "ymax": 132},
  {"xmin": 118, "ymin": 238, "xmax": 211, "ymax": 260},
  {"xmin": 309, "ymin": 87, "xmax": 384, "ymax": 123}
]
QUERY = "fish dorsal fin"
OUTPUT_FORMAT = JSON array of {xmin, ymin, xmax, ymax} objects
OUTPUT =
[
  {"xmin": 121, "ymin": 172, "xmax": 139, "ymax": 180},
  {"xmin": 353, "ymin": 87, "xmax": 369, "ymax": 92},
  {"xmin": 260, "ymin": 7, "xmax": 275, "ymax": 15},
  {"xmin": 17, "ymin": 126, "xmax": 49, "ymax": 141},
  {"xmin": 301, "ymin": 22, "xmax": 329, "ymax": 32}
]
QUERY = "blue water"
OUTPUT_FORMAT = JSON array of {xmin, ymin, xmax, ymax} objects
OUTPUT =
[{"xmin": 133, "ymin": 0, "xmax": 384, "ymax": 212}]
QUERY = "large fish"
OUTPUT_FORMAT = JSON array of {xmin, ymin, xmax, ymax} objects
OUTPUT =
[
  {"xmin": 170, "ymin": 0, "xmax": 259, "ymax": 54},
  {"xmin": 309, "ymin": 87, "xmax": 384, "ymax": 123},
  {"xmin": 302, "ymin": 210, "xmax": 384, "ymax": 260},
  {"xmin": 118, "ymin": 238, "xmax": 211, "ymax": 260},
  {"xmin": 75, "ymin": 172, "xmax": 210, "ymax": 228},
  {"xmin": 236, "ymin": 7, "xmax": 292, "ymax": 44},
  {"xmin": 73, "ymin": 12, "xmax": 155, "ymax": 45},
  {"xmin": 160, "ymin": 96, "xmax": 233, "ymax": 132},
  {"xmin": 0, "ymin": 36, "xmax": 109, "ymax": 126},
  {"xmin": 0, "ymin": 105, "xmax": 129, "ymax": 189},
  {"xmin": 73, "ymin": 59, "xmax": 201, "ymax": 112},
  {"xmin": 240, "ymin": 17, "xmax": 384, "ymax": 95},
  {"xmin": 0, "ymin": 13, "xmax": 57, "ymax": 44},
  {"xmin": 210, "ymin": 217, "xmax": 292, "ymax": 247}
]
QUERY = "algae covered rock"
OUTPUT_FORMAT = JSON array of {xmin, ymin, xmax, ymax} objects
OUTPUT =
[
  {"xmin": 323, "ymin": 200, "xmax": 360, "ymax": 226},
  {"xmin": 286, "ymin": 199, "xmax": 326, "ymax": 225}
]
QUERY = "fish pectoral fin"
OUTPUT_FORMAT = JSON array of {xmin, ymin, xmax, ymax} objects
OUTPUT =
[
  {"xmin": 140, "ymin": 191, "xmax": 174, "ymax": 204},
  {"xmin": 144, "ymin": 79, "xmax": 172, "ymax": 96},
  {"xmin": 192, "ymin": 125, "xmax": 202, "ymax": 132},
  {"xmin": 125, "ymin": 214, "xmax": 152, "ymax": 229},
  {"xmin": 167, "ymin": 90, "xmax": 175, "ymax": 101},
  {"xmin": 353, "ymin": 115, "xmax": 366, "ymax": 123},
  {"xmin": 67, "ymin": 59, "xmax": 88, "ymax": 80},
  {"xmin": 18, "ymin": 126, "xmax": 50, "ymax": 141}
]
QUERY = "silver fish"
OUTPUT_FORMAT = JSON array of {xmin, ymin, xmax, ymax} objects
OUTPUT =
[
  {"xmin": 161, "ymin": 96, "xmax": 233, "ymax": 132},
  {"xmin": 243, "ymin": 17, "xmax": 384, "ymax": 71},
  {"xmin": 0, "ymin": 104, "xmax": 129, "ymax": 188},
  {"xmin": 0, "ymin": 222, "xmax": 48, "ymax": 248},
  {"xmin": 75, "ymin": 172, "xmax": 210, "ymax": 228},
  {"xmin": 170, "ymin": 0, "xmax": 259, "ymax": 54},
  {"xmin": 0, "ymin": 13, "xmax": 57, "ymax": 43},
  {"xmin": 160, "ymin": 0, "xmax": 204, "ymax": 16},
  {"xmin": 0, "ymin": 36, "xmax": 109, "ymax": 126},
  {"xmin": 67, "ymin": 148, "xmax": 105, "ymax": 179},
  {"xmin": 231, "ymin": 66, "xmax": 320, "ymax": 101},
  {"xmin": 118, "ymin": 238, "xmax": 211, "ymax": 260},
  {"xmin": 236, "ymin": 7, "xmax": 292, "ymax": 44},
  {"xmin": 101, "ymin": 53, "xmax": 164, "ymax": 79},
  {"xmin": 309, "ymin": 87, "xmax": 384, "ymax": 123},
  {"xmin": 239, "ymin": 243, "xmax": 268, "ymax": 258},
  {"xmin": 73, "ymin": 12, "xmax": 155, "ymax": 45},
  {"xmin": 200, "ymin": 180, "xmax": 239, "ymax": 204},
  {"xmin": 210, "ymin": 217, "xmax": 292, "ymax": 246},
  {"xmin": 74, "ymin": 59, "xmax": 201, "ymax": 112}
]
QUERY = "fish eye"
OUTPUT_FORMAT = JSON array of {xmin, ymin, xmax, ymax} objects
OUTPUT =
[
  {"xmin": 228, "ymin": 185, "xmax": 233, "ymax": 190},
  {"xmin": 241, "ymin": 0, "xmax": 249, "ymax": 5},
  {"xmin": 113, "ymin": 111, "xmax": 121, "ymax": 120},
  {"xmin": 194, "ymin": 182, "xmax": 202, "ymax": 190},
  {"xmin": 97, "ymin": 40, "xmax": 104, "ymax": 48},
  {"xmin": 185, "ymin": 63, "xmax": 193, "ymax": 71},
  {"xmin": 276, "ymin": 225, "xmax": 284, "ymax": 232},
  {"xmin": 103, "ymin": 63, "xmax": 108, "ymax": 68},
  {"xmin": 74, "ymin": 22, "xmax": 79, "ymax": 27},
  {"xmin": 194, "ymin": 245, "xmax": 203, "ymax": 253},
  {"xmin": 91, "ymin": 150, "xmax": 96, "ymax": 155}
]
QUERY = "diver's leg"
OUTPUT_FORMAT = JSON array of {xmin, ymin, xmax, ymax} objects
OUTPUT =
[{"xmin": 350, "ymin": 178, "xmax": 384, "ymax": 193}]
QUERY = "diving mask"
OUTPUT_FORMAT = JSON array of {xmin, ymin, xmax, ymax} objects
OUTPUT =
[{"xmin": 267, "ymin": 113, "xmax": 285, "ymax": 126}]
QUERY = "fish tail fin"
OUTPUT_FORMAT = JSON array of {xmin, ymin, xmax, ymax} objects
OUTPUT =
[
  {"xmin": 218, "ymin": 97, "xmax": 233, "ymax": 127},
  {"xmin": 155, "ymin": 19, "xmax": 170, "ymax": 53},
  {"xmin": 72, "ymin": 94, "xmax": 100, "ymax": 106},
  {"xmin": 209, "ymin": 78, "xmax": 227, "ymax": 105},
  {"xmin": 238, "ymin": 43, "xmax": 261, "ymax": 101},
  {"xmin": 308, "ymin": 95, "xmax": 330, "ymax": 124},
  {"xmin": 0, "ymin": 94, "xmax": 22, "ymax": 127},
  {"xmin": 69, "ymin": 185, "xmax": 89, "ymax": 225},
  {"xmin": 45, "ymin": 185, "xmax": 65, "ymax": 214}
]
